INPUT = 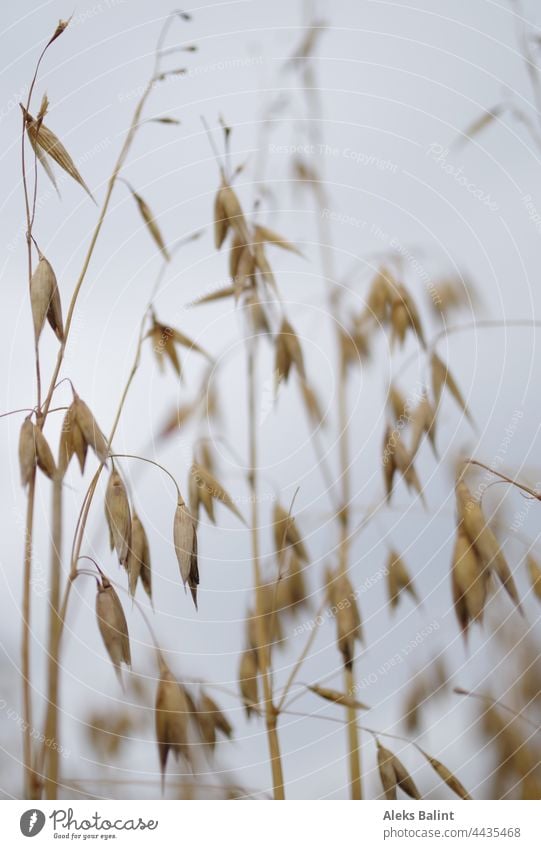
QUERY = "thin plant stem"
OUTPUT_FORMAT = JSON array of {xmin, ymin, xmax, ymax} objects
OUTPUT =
[{"xmin": 247, "ymin": 338, "xmax": 285, "ymax": 800}]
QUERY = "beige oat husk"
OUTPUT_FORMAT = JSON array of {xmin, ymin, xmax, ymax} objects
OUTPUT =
[
  {"xmin": 95, "ymin": 577, "xmax": 131, "ymax": 686},
  {"xmin": 308, "ymin": 684, "xmax": 369, "ymax": 711},
  {"xmin": 239, "ymin": 648, "xmax": 259, "ymax": 717},
  {"xmin": 155, "ymin": 658, "xmax": 191, "ymax": 790},
  {"xmin": 105, "ymin": 469, "xmax": 131, "ymax": 567},
  {"xmin": 30, "ymin": 254, "xmax": 63, "ymax": 343},
  {"xmin": 173, "ymin": 497, "xmax": 199, "ymax": 608}
]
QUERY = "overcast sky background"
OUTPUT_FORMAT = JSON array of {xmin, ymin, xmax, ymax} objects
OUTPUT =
[{"xmin": 1, "ymin": 0, "xmax": 541, "ymax": 800}]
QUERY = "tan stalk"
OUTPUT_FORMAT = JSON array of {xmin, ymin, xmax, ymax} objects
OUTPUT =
[{"xmin": 247, "ymin": 339, "xmax": 285, "ymax": 799}]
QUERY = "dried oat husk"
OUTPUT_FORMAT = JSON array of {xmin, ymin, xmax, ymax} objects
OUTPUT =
[
  {"xmin": 233, "ymin": 241, "xmax": 256, "ymax": 300},
  {"xmin": 254, "ymin": 225, "xmax": 302, "ymax": 256},
  {"xmin": 95, "ymin": 577, "xmax": 131, "ymax": 685},
  {"xmin": 159, "ymin": 401, "xmax": 196, "ymax": 439},
  {"xmin": 190, "ymin": 462, "xmax": 245, "ymax": 524},
  {"xmin": 451, "ymin": 527, "xmax": 487, "ymax": 634},
  {"xmin": 387, "ymin": 550, "xmax": 418, "ymax": 608},
  {"xmin": 382, "ymin": 425, "xmax": 397, "ymax": 501},
  {"xmin": 155, "ymin": 659, "xmax": 191, "ymax": 789},
  {"xmin": 34, "ymin": 425, "xmax": 56, "ymax": 480},
  {"xmin": 58, "ymin": 402, "xmax": 88, "ymax": 475},
  {"xmin": 72, "ymin": 395, "xmax": 109, "ymax": 463},
  {"xmin": 388, "ymin": 384, "xmax": 407, "ymax": 422},
  {"xmin": 367, "ymin": 267, "xmax": 393, "ymax": 322},
  {"xmin": 377, "ymin": 741, "xmax": 420, "ymax": 800},
  {"xmin": 455, "ymin": 480, "xmax": 520, "ymax": 609},
  {"xmin": 105, "ymin": 469, "xmax": 131, "ymax": 566},
  {"xmin": 276, "ymin": 552, "xmax": 308, "ymax": 614},
  {"xmin": 239, "ymin": 649, "xmax": 259, "ymax": 717},
  {"xmin": 216, "ymin": 183, "xmax": 249, "ymax": 244},
  {"xmin": 19, "ymin": 418, "xmax": 36, "ymax": 486},
  {"xmin": 30, "ymin": 254, "xmax": 63, "ymax": 343},
  {"xmin": 275, "ymin": 317, "xmax": 306, "ymax": 385},
  {"xmin": 128, "ymin": 187, "xmax": 170, "ymax": 260},
  {"xmin": 22, "ymin": 107, "xmax": 95, "ymax": 201},
  {"xmin": 173, "ymin": 497, "xmax": 199, "ymax": 608},
  {"xmin": 390, "ymin": 285, "xmax": 425, "ymax": 349},
  {"xmin": 527, "ymin": 555, "xmax": 541, "ymax": 602},
  {"xmin": 308, "ymin": 684, "xmax": 369, "ymax": 710},
  {"xmin": 419, "ymin": 749, "xmax": 473, "ymax": 800},
  {"xmin": 127, "ymin": 512, "xmax": 152, "ymax": 601},
  {"xmin": 151, "ymin": 322, "xmax": 181, "ymax": 376},
  {"xmin": 339, "ymin": 325, "xmax": 369, "ymax": 373},
  {"xmin": 245, "ymin": 293, "xmax": 271, "ymax": 334},
  {"xmin": 431, "ymin": 352, "xmax": 474, "ymax": 425},
  {"xmin": 326, "ymin": 569, "xmax": 363, "ymax": 669},
  {"xmin": 409, "ymin": 394, "xmax": 437, "ymax": 458},
  {"xmin": 273, "ymin": 502, "xmax": 308, "ymax": 564},
  {"xmin": 198, "ymin": 693, "xmax": 233, "ymax": 749}
]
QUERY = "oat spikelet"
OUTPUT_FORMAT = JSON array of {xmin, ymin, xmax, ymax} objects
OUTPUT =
[
  {"xmin": 105, "ymin": 469, "xmax": 131, "ymax": 566},
  {"xmin": 59, "ymin": 402, "xmax": 88, "ymax": 475},
  {"xmin": 419, "ymin": 749, "xmax": 473, "ymax": 800},
  {"xmin": 273, "ymin": 502, "xmax": 308, "ymax": 564},
  {"xmin": 387, "ymin": 550, "xmax": 418, "ymax": 608},
  {"xmin": 128, "ymin": 187, "xmax": 170, "ymax": 260},
  {"xmin": 367, "ymin": 266, "xmax": 393, "ymax": 322},
  {"xmin": 155, "ymin": 659, "xmax": 191, "ymax": 790},
  {"xmin": 431, "ymin": 353, "xmax": 473, "ymax": 425},
  {"xmin": 95, "ymin": 577, "xmax": 131, "ymax": 685},
  {"xmin": 326, "ymin": 568, "xmax": 363, "ymax": 669},
  {"xmin": 254, "ymin": 224, "xmax": 302, "ymax": 255},
  {"xmin": 128, "ymin": 512, "xmax": 152, "ymax": 602},
  {"xmin": 190, "ymin": 462, "xmax": 245, "ymax": 525},
  {"xmin": 34, "ymin": 426, "xmax": 56, "ymax": 480},
  {"xmin": 23, "ymin": 107, "xmax": 95, "ymax": 201},
  {"xmin": 409, "ymin": 394, "xmax": 437, "ymax": 458},
  {"xmin": 377, "ymin": 741, "xmax": 421, "ymax": 800},
  {"xmin": 239, "ymin": 649, "xmax": 259, "ymax": 717},
  {"xmin": 173, "ymin": 497, "xmax": 199, "ymax": 608},
  {"xmin": 456, "ymin": 480, "xmax": 520, "ymax": 610},
  {"xmin": 390, "ymin": 284, "xmax": 425, "ymax": 349},
  {"xmin": 308, "ymin": 684, "xmax": 369, "ymax": 710},
  {"xmin": 275, "ymin": 318, "xmax": 306, "ymax": 386},
  {"xmin": 73, "ymin": 395, "xmax": 109, "ymax": 463},
  {"xmin": 198, "ymin": 693, "xmax": 233, "ymax": 749},
  {"xmin": 18, "ymin": 418, "xmax": 36, "ymax": 486},
  {"xmin": 30, "ymin": 254, "xmax": 64, "ymax": 343},
  {"xmin": 452, "ymin": 528, "xmax": 487, "ymax": 635}
]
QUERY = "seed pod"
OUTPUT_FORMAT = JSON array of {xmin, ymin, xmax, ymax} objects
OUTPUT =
[
  {"xmin": 105, "ymin": 469, "xmax": 131, "ymax": 566},
  {"xmin": 308, "ymin": 684, "xmax": 369, "ymax": 710},
  {"xmin": 95, "ymin": 577, "xmax": 131, "ymax": 685},
  {"xmin": 155, "ymin": 660, "xmax": 191, "ymax": 789},
  {"xmin": 128, "ymin": 512, "xmax": 152, "ymax": 601},
  {"xmin": 254, "ymin": 225, "xmax": 301, "ymax": 256},
  {"xmin": 34, "ymin": 426, "xmax": 56, "ymax": 480},
  {"xmin": 420, "ymin": 749, "xmax": 473, "ymax": 800},
  {"xmin": 388, "ymin": 384, "xmax": 407, "ymax": 421},
  {"xmin": 173, "ymin": 497, "xmax": 199, "ymax": 608},
  {"xmin": 387, "ymin": 550, "xmax": 418, "ymax": 608},
  {"xmin": 393, "ymin": 433, "xmax": 425, "ymax": 503},
  {"xmin": 239, "ymin": 649, "xmax": 259, "ymax": 717},
  {"xmin": 18, "ymin": 417, "xmax": 36, "ymax": 486},
  {"xmin": 30, "ymin": 254, "xmax": 63, "ymax": 343},
  {"xmin": 59, "ymin": 403, "xmax": 88, "ymax": 476},
  {"xmin": 73, "ymin": 395, "xmax": 109, "ymax": 463},
  {"xmin": 382, "ymin": 425, "xmax": 397, "ymax": 501},
  {"xmin": 300, "ymin": 379, "xmax": 325, "ymax": 426},
  {"xmin": 217, "ymin": 183, "xmax": 249, "ymax": 244},
  {"xmin": 456, "ymin": 480, "xmax": 520, "ymax": 609},
  {"xmin": 451, "ymin": 528, "xmax": 487, "ymax": 634},
  {"xmin": 527, "ymin": 555, "xmax": 541, "ymax": 602}
]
